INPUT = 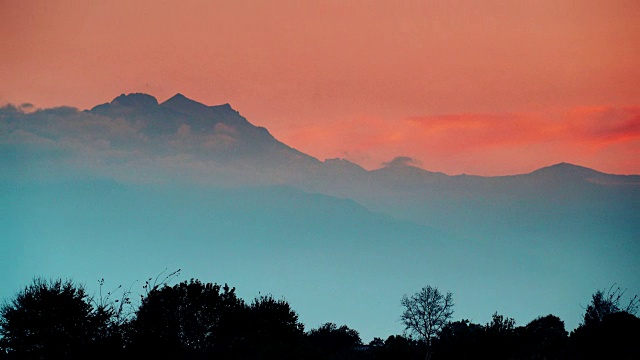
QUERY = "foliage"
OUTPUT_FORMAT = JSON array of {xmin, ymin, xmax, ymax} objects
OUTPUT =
[
  {"xmin": 570, "ymin": 287, "xmax": 640, "ymax": 359},
  {"xmin": 373, "ymin": 335, "xmax": 426, "ymax": 360},
  {"xmin": 2, "ymin": 276, "xmax": 639, "ymax": 360},
  {"xmin": 485, "ymin": 312, "xmax": 515, "ymax": 334},
  {"xmin": 130, "ymin": 279, "xmax": 246, "ymax": 358},
  {"xmin": 432, "ymin": 320, "xmax": 483, "ymax": 359},
  {"xmin": 246, "ymin": 295, "xmax": 305, "ymax": 359},
  {"xmin": 433, "ymin": 314, "xmax": 569, "ymax": 360},
  {"xmin": 582, "ymin": 285, "xmax": 639, "ymax": 326},
  {"xmin": 519, "ymin": 315, "xmax": 568, "ymax": 359},
  {"xmin": 307, "ymin": 322, "xmax": 362, "ymax": 359},
  {"xmin": 0, "ymin": 278, "xmax": 109, "ymax": 359},
  {"xmin": 368, "ymin": 337, "xmax": 384, "ymax": 347}
]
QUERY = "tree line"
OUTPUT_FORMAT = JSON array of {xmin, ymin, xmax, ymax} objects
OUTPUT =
[{"xmin": 1, "ymin": 274, "xmax": 638, "ymax": 359}]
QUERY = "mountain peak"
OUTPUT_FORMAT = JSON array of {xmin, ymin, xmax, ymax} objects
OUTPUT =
[
  {"xmin": 537, "ymin": 162, "xmax": 597, "ymax": 173},
  {"xmin": 162, "ymin": 93, "xmax": 202, "ymax": 105},
  {"xmin": 161, "ymin": 94, "xmax": 241, "ymax": 121},
  {"xmin": 161, "ymin": 93, "xmax": 213, "ymax": 113},
  {"xmin": 111, "ymin": 93, "xmax": 158, "ymax": 107},
  {"xmin": 549, "ymin": 162, "xmax": 579, "ymax": 168},
  {"xmin": 527, "ymin": 162, "xmax": 604, "ymax": 181}
]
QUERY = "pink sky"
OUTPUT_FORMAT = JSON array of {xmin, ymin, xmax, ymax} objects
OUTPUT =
[{"xmin": 1, "ymin": 0, "xmax": 639, "ymax": 175}]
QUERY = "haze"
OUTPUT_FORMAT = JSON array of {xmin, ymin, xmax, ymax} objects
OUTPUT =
[{"xmin": 1, "ymin": 0, "xmax": 639, "ymax": 175}]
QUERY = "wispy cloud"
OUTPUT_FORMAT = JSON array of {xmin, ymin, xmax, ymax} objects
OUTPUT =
[
  {"xmin": 281, "ymin": 107, "xmax": 640, "ymax": 175},
  {"xmin": 2, "ymin": 103, "xmax": 639, "ymax": 179},
  {"xmin": 381, "ymin": 156, "xmax": 422, "ymax": 168},
  {"xmin": 564, "ymin": 106, "xmax": 640, "ymax": 145}
]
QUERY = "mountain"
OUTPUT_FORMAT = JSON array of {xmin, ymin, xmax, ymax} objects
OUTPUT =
[
  {"xmin": 89, "ymin": 93, "xmax": 320, "ymax": 183},
  {"xmin": 1, "ymin": 93, "xmax": 639, "ymax": 340},
  {"xmin": 306, "ymin": 160, "xmax": 640, "ymax": 241},
  {"xmin": 526, "ymin": 162, "xmax": 640, "ymax": 185},
  {"xmin": 4, "ymin": 93, "xmax": 638, "ymax": 253}
]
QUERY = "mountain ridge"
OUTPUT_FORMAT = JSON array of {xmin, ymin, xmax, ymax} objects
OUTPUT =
[
  {"xmin": 87, "ymin": 92, "xmax": 638, "ymax": 179},
  {"xmin": 2, "ymin": 92, "xmax": 639, "ymax": 341},
  {"xmin": 3, "ymin": 93, "xmax": 638, "ymax": 188}
]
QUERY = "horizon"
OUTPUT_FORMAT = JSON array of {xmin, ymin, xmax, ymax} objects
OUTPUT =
[
  {"xmin": 3, "ymin": 91, "xmax": 638, "ymax": 177},
  {"xmin": 2, "ymin": 0, "xmax": 639, "ymax": 176}
]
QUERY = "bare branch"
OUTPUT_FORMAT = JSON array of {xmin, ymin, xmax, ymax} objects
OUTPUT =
[{"xmin": 400, "ymin": 285, "xmax": 454, "ymax": 348}]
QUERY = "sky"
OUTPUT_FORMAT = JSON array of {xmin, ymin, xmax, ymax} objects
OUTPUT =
[
  {"xmin": 2, "ymin": 1, "xmax": 640, "ymax": 342},
  {"xmin": 1, "ymin": 0, "xmax": 639, "ymax": 175}
]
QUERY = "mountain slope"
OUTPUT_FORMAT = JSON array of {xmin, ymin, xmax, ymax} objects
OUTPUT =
[
  {"xmin": 91, "ymin": 93, "xmax": 319, "ymax": 168},
  {"xmin": 2, "ymin": 94, "xmax": 639, "ymax": 339},
  {"xmin": 1, "ymin": 180, "xmax": 458, "ymax": 340}
]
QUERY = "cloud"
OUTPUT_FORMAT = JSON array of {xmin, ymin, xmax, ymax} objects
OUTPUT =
[
  {"xmin": 381, "ymin": 156, "xmax": 421, "ymax": 168},
  {"xmin": 0, "ymin": 105, "xmax": 171, "ymax": 181},
  {"xmin": 214, "ymin": 122, "xmax": 237, "ymax": 135},
  {"xmin": 0, "ymin": 103, "xmax": 306, "ymax": 184},
  {"xmin": 564, "ymin": 107, "xmax": 640, "ymax": 145},
  {"xmin": 280, "ymin": 106, "xmax": 640, "ymax": 175},
  {"xmin": 2, "ymin": 102, "xmax": 639, "ymax": 179}
]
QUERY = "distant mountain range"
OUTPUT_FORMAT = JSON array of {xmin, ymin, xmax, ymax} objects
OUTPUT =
[
  {"xmin": 84, "ymin": 93, "xmax": 640, "ymax": 187},
  {"xmin": 1, "ymin": 93, "xmax": 638, "ymax": 340}
]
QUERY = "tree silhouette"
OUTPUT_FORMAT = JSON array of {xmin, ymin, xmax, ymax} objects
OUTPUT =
[
  {"xmin": 130, "ymin": 279, "xmax": 247, "ymax": 358},
  {"xmin": 400, "ymin": 285, "xmax": 453, "ymax": 359},
  {"xmin": 14, "ymin": 274, "xmax": 640, "ymax": 359},
  {"xmin": 376, "ymin": 335, "xmax": 426, "ymax": 360},
  {"xmin": 368, "ymin": 337, "xmax": 384, "ymax": 347},
  {"xmin": 583, "ymin": 285, "xmax": 638, "ymax": 327},
  {"xmin": 307, "ymin": 322, "xmax": 362, "ymax": 359},
  {"xmin": 246, "ymin": 295, "xmax": 305, "ymax": 359},
  {"xmin": 485, "ymin": 312, "xmax": 515, "ymax": 334},
  {"xmin": 432, "ymin": 313, "xmax": 523, "ymax": 360},
  {"xmin": 432, "ymin": 319, "xmax": 482, "ymax": 359},
  {"xmin": 571, "ymin": 287, "xmax": 640, "ymax": 359},
  {"xmin": 480, "ymin": 312, "xmax": 517, "ymax": 359},
  {"xmin": 520, "ymin": 314, "xmax": 567, "ymax": 358},
  {"xmin": 0, "ymin": 278, "xmax": 110, "ymax": 359}
]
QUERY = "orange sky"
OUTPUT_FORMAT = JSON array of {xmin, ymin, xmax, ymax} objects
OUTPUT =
[{"xmin": 1, "ymin": 0, "xmax": 639, "ymax": 175}]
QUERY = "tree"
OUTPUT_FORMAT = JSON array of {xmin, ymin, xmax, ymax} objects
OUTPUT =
[
  {"xmin": 485, "ymin": 312, "xmax": 515, "ymax": 334},
  {"xmin": 400, "ymin": 286, "xmax": 453, "ymax": 347},
  {"xmin": 90, "ymin": 278, "xmax": 135, "ymax": 355},
  {"xmin": 246, "ymin": 295, "xmax": 305, "ymax": 359},
  {"xmin": 130, "ymin": 279, "xmax": 247, "ymax": 358},
  {"xmin": 570, "ymin": 286, "xmax": 640, "ymax": 359},
  {"xmin": 369, "ymin": 337, "xmax": 384, "ymax": 347},
  {"xmin": 432, "ymin": 319, "xmax": 483, "ymax": 360},
  {"xmin": 307, "ymin": 322, "xmax": 362, "ymax": 359},
  {"xmin": 481, "ymin": 313, "xmax": 517, "ymax": 359},
  {"xmin": 0, "ymin": 278, "xmax": 109, "ymax": 359},
  {"xmin": 583, "ymin": 285, "xmax": 639, "ymax": 327},
  {"xmin": 376, "ymin": 335, "xmax": 426, "ymax": 360},
  {"xmin": 520, "ymin": 315, "xmax": 567, "ymax": 359}
]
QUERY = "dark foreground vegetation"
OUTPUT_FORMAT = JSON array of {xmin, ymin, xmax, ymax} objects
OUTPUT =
[{"xmin": 1, "ymin": 273, "xmax": 638, "ymax": 360}]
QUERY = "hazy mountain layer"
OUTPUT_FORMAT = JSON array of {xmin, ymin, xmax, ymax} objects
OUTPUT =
[{"xmin": 1, "ymin": 94, "xmax": 639, "ymax": 340}]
